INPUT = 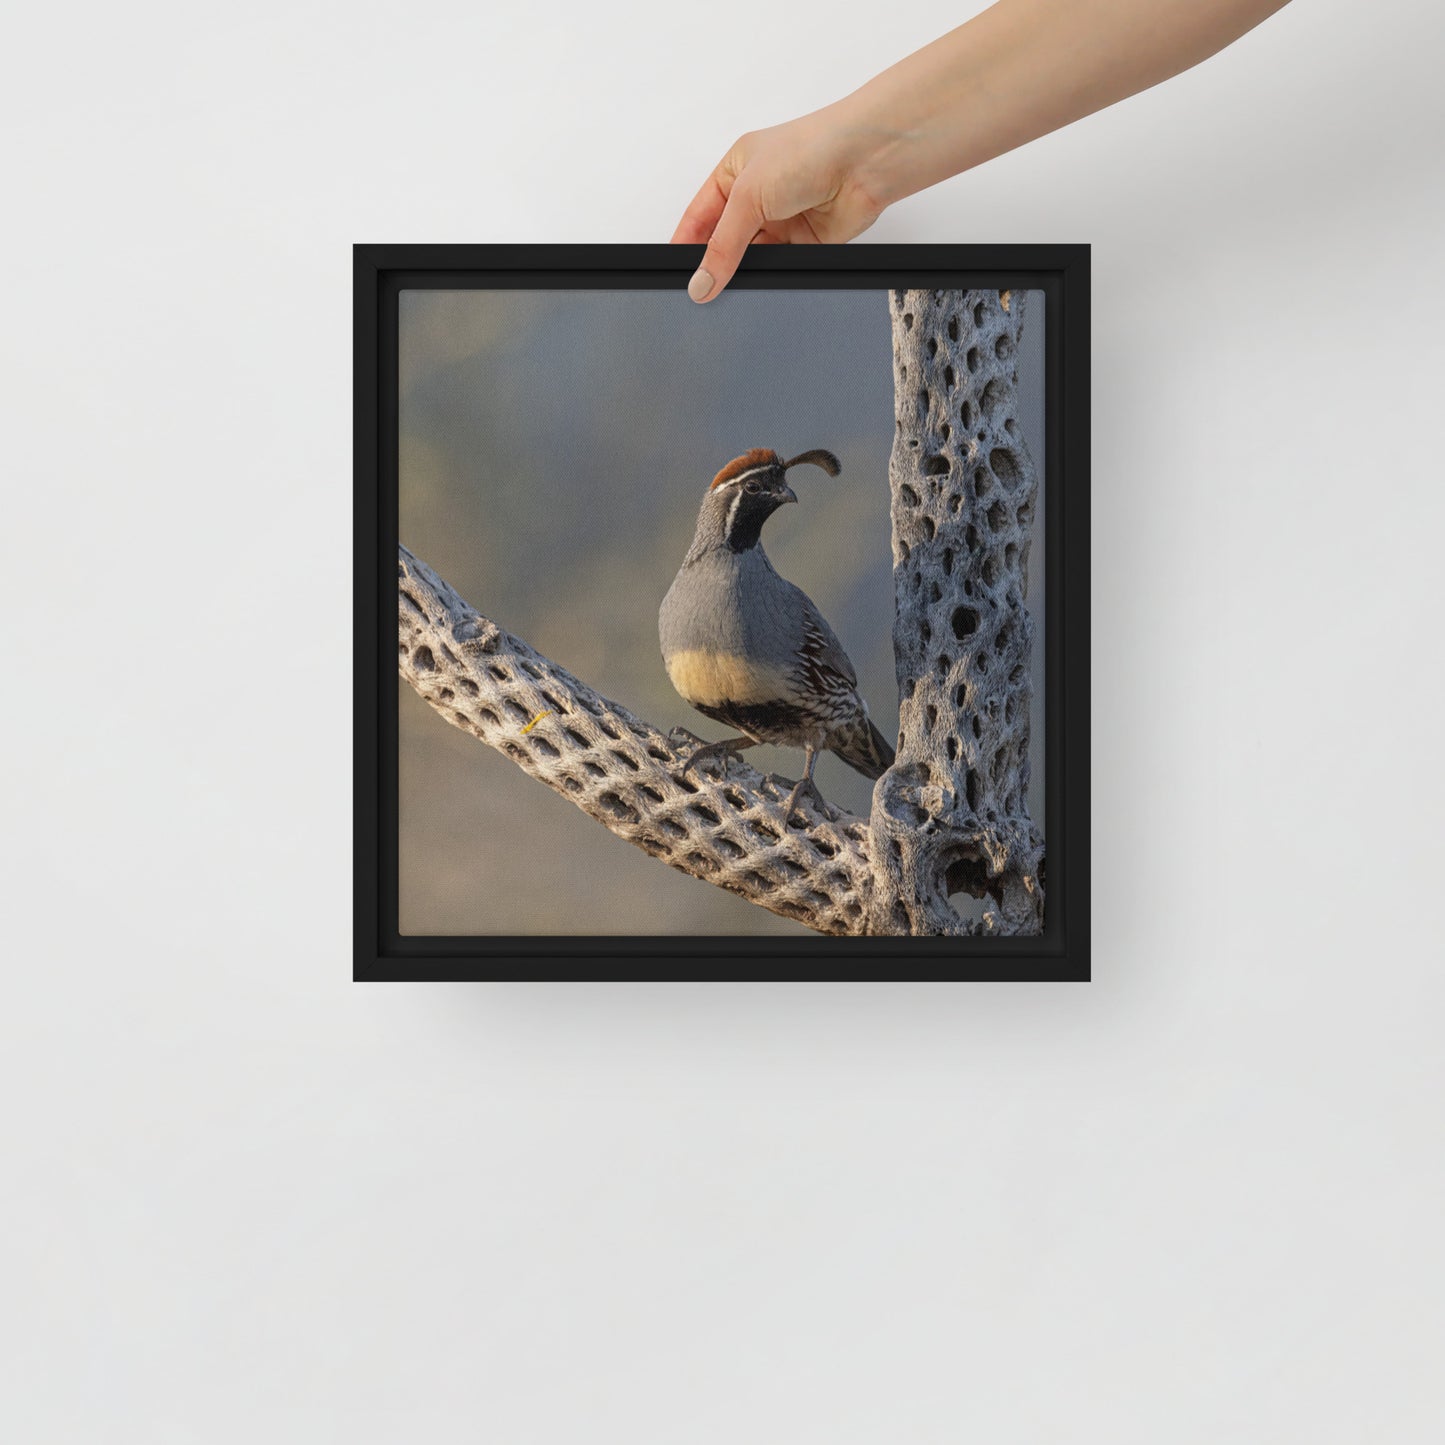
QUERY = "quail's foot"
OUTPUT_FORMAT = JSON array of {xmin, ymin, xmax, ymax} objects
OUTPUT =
[
  {"xmin": 782, "ymin": 774, "xmax": 833, "ymax": 826},
  {"xmin": 678, "ymin": 734, "xmax": 752, "ymax": 778}
]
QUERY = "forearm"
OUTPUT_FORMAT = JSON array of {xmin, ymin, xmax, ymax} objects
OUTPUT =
[{"xmin": 829, "ymin": 0, "xmax": 1291, "ymax": 206}]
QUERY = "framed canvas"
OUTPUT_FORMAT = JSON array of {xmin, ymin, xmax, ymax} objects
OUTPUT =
[{"xmin": 355, "ymin": 244, "xmax": 1090, "ymax": 979}]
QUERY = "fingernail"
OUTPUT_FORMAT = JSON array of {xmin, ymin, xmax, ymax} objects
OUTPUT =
[{"xmin": 687, "ymin": 268, "xmax": 715, "ymax": 302}]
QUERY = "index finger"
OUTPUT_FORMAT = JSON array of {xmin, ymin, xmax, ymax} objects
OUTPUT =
[{"xmin": 671, "ymin": 172, "xmax": 730, "ymax": 245}]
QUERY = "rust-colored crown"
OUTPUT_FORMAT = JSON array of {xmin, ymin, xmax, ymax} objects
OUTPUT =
[{"xmin": 710, "ymin": 448, "xmax": 781, "ymax": 490}]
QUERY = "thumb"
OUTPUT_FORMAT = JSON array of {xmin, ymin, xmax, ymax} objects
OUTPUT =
[{"xmin": 688, "ymin": 180, "xmax": 764, "ymax": 303}]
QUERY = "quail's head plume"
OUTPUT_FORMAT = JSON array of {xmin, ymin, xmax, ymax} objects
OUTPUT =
[{"xmin": 659, "ymin": 447, "xmax": 896, "ymax": 824}]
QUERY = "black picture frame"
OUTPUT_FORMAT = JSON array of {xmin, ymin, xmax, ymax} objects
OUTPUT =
[{"xmin": 356, "ymin": 244, "xmax": 1090, "ymax": 980}]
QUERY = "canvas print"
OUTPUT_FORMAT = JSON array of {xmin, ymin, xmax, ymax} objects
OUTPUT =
[{"xmin": 397, "ymin": 286, "xmax": 1044, "ymax": 936}]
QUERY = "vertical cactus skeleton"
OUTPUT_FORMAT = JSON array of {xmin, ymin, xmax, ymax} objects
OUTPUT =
[
  {"xmin": 397, "ymin": 288, "xmax": 1043, "ymax": 935},
  {"xmin": 867, "ymin": 289, "xmax": 1044, "ymax": 934}
]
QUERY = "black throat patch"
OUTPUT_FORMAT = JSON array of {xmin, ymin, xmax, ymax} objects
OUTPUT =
[{"xmin": 723, "ymin": 491, "xmax": 780, "ymax": 552}]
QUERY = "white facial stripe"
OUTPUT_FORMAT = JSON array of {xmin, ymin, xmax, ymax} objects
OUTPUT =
[
  {"xmin": 715, "ymin": 465, "xmax": 774, "ymax": 491},
  {"xmin": 724, "ymin": 488, "xmax": 743, "ymax": 539}
]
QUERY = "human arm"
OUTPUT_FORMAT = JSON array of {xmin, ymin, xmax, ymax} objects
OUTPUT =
[{"xmin": 674, "ymin": 0, "xmax": 1292, "ymax": 300}]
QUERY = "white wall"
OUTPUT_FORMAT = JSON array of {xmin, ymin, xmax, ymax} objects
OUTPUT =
[{"xmin": 3, "ymin": 1, "xmax": 1443, "ymax": 1439}]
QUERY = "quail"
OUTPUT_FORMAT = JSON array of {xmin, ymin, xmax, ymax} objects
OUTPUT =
[{"xmin": 659, "ymin": 447, "xmax": 896, "ymax": 823}]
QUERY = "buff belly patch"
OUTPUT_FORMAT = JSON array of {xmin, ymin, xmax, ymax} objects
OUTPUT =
[{"xmin": 664, "ymin": 649, "xmax": 796, "ymax": 709}]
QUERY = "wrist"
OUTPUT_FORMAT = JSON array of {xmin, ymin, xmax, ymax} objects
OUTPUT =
[{"xmin": 822, "ymin": 84, "xmax": 935, "ymax": 212}]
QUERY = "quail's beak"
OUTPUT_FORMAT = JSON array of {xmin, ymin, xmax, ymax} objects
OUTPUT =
[{"xmin": 776, "ymin": 482, "xmax": 798, "ymax": 506}]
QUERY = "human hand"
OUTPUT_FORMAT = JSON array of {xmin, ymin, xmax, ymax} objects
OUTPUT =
[
  {"xmin": 673, "ymin": 1, "xmax": 1293, "ymax": 305},
  {"xmin": 671, "ymin": 107, "xmax": 896, "ymax": 304}
]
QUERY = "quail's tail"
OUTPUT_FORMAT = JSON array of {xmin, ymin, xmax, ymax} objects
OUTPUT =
[{"xmin": 831, "ymin": 715, "xmax": 896, "ymax": 781}]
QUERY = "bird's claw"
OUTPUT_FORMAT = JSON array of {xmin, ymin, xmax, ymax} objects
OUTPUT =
[
  {"xmin": 680, "ymin": 738, "xmax": 743, "ymax": 778},
  {"xmin": 781, "ymin": 774, "xmax": 833, "ymax": 827}
]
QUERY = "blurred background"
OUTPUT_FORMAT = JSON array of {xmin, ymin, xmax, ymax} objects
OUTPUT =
[{"xmin": 399, "ymin": 287, "xmax": 1044, "ymax": 934}]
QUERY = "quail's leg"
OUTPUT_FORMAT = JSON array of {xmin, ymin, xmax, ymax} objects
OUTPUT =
[
  {"xmin": 783, "ymin": 745, "xmax": 826, "ymax": 824},
  {"xmin": 680, "ymin": 733, "xmax": 757, "ymax": 777}
]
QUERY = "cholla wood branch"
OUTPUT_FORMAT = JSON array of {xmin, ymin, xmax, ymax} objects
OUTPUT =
[
  {"xmin": 398, "ymin": 547, "xmax": 875, "ymax": 935},
  {"xmin": 397, "ymin": 288, "xmax": 1043, "ymax": 937},
  {"xmin": 866, "ymin": 289, "xmax": 1044, "ymax": 934}
]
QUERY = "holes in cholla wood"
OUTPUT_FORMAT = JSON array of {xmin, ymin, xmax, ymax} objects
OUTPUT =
[
  {"xmin": 400, "ymin": 579, "xmax": 873, "ymax": 934},
  {"xmin": 884, "ymin": 288, "xmax": 1040, "ymax": 927}
]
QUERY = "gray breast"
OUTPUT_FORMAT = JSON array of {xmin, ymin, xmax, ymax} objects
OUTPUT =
[{"xmin": 659, "ymin": 547, "xmax": 804, "ymax": 666}]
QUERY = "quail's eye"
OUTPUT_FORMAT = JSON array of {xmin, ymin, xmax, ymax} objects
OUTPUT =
[{"xmin": 744, "ymin": 481, "xmax": 761, "ymax": 495}]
